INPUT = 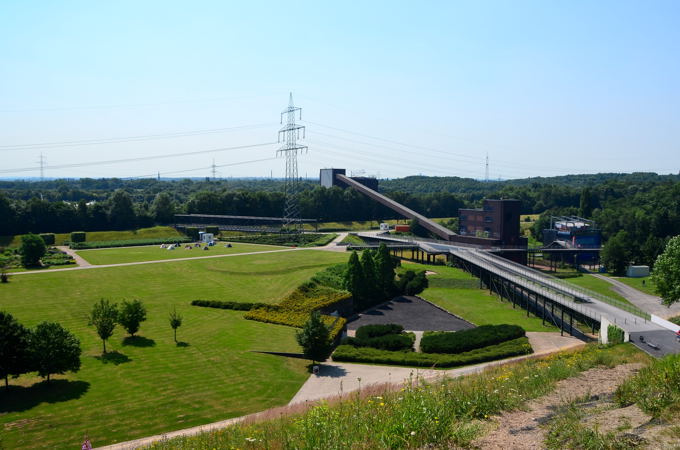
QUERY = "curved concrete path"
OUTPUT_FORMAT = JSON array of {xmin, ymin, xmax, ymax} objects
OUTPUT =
[
  {"xmin": 97, "ymin": 333, "xmax": 584, "ymax": 449},
  {"xmin": 288, "ymin": 332, "xmax": 584, "ymax": 405},
  {"xmin": 591, "ymin": 274, "xmax": 680, "ymax": 319}
]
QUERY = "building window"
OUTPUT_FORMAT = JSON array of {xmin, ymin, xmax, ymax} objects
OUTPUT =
[{"xmin": 484, "ymin": 216, "xmax": 492, "ymax": 223}]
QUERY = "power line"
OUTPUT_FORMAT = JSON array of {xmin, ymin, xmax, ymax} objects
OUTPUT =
[
  {"xmin": 0, "ymin": 123, "xmax": 275, "ymax": 151},
  {"xmin": 124, "ymin": 156, "xmax": 279, "ymax": 179},
  {"xmin": 0, "ymin": 142, "xmax": 276, "ymax": 175}
]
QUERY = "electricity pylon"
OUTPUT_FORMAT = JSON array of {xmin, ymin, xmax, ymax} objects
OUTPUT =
[{"xmin": 277, "ymin": 93, "xmax": 307, "ymax": 232}]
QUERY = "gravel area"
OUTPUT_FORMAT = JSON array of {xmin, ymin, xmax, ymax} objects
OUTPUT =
[{"xmin": 347, "ymin": 295, "xmax": 475, "ymax": 332}]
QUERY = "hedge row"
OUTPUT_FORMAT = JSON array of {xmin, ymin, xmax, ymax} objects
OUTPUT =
[
  {"xmin": 244, "ymin": 308, "xmax": 346, "ymax": 340},
  {"xmin": 355, "ymin": 323, "xmax": 404, "ymax": 339},
  {"xmin": 190, "ymin": 300, "xmax": 270, "ymax": 311},
  {"xmin": 70, "ymin": 237, "xmax": 192, "ymax": 249},
  {"xmin": 342, "ymin": 333, "xmax": 414, "ymax": 351},
  {"xmin": 278, "ymin": 282, "xmax": 352, "ymax": 313},
  {"xmin": 420, "ymin": 324, "xmax": 526, "ymax": 354},
  {"xmin": 39, "ymin": 233, "xmax": 55, "ymax": 245},
  {"xmin": 227, "ymin": 233, "xmax": 336, "ymax": 247},
  {"xmin": 332, "ymin": 337, "xmax": 533, "ymax": 368}
]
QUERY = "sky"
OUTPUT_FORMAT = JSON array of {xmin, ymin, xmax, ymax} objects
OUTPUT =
[{"xmin": 1, "ymin": 0, "xmax": 679, "ymax": 180}]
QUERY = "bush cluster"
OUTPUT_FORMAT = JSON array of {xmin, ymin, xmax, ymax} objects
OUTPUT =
[
  {"xmin": 70, "ymin": 231, "xmax": 86, "ymax": 243},
  {"xmin": 190, "ymin": 300, "xmax": 269, "ymax": 311},
  {"xmin": 396, "ymin": 270, "xmax": 429, "ymax": 296},
  {"xmin": 39, "ymin": 233, "xmax": 55, "ymax": 245},
  {"xmin": 70, "ymin": 237, "xmax": 191, "ymax": 249},
  {"xmin": 342, "ymin": 333, "xmax": 414, "ymax": 351},
  {"xmin": 227, "ymin": 233, "xmax": 336, "ymax": 247},
  {"xmin": 607, "ymin": 325, "xmax": 625, "ymax": 344},
  {"xmin": 355, "ymin": 323, "xmax": 404, "ymax": 339},
  {"xmin": 41, "ymin": 248, "xmax": 75, "ymax": 266},
  {"xmin": 420, "ymin": 325, "xmax": 525, "ymax": 354},
  {"xmin": 332, "ymin": 337, "xmax": 532, "ymax": 368}
]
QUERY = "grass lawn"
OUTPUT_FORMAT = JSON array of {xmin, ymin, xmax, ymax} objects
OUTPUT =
[
  {"xmin": 561, "ymin": 274, "xmax": 632, "ymax": 305},
  {"xmin": 404, "ymin": 263, "xmax": 557, "ymax": 332},
  {"xmin": 76, "ymin": 242, "xmax": 287, "ymax": 265},
  {"xmin": 0, "ymin": 249, "xmax": 348, "ymax": 449},
  {"xmin": 0, "ymin": 226, "xmax": 183, "ymax": 248},
  {"xmin": 608, "ymin": 275, "xmax": 659, "ymax": 297}
]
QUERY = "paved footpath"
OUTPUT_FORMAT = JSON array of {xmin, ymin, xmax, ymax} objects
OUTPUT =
[
  {"xmin": 98, "ymin": 332, "xmax": 583, "ymax": 449},
  {"xmin": 592, "ymin": 274, "xmax": 680, "ymax": 319}
]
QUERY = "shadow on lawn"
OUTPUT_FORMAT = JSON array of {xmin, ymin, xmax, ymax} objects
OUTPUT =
[
  {"xmin": 0, "ymin": 379, "xmax": 90, "ymax": 413},
  {"xmin": 176, "ymin": 341, "xmax": 190, "ymax": 347},
  {"xmin": 95, "ymin": 351, "xmax": 132, "ymax": 365},
  {"xmin": 122, "ymin": 336, "xmax": 156, "ymax": 347}
]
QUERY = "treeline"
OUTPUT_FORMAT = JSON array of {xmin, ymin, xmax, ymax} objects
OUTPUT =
[{"xmin": 0, "ymin": 186, "xmax": 465, "ymax": 236}]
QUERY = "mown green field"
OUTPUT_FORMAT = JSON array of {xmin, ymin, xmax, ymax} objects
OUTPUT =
[
  {"xmin": 562, "ymin": 274, "xmax": 632, "ymax": 305},
  {"xmin": 608, "ymin": 275, "xmax": 658, "ymax": 297},
  {"xmin": 76, "ymin": 242, "xmax": 287, "ymax": 265},
  {"xmin": 404, "ymin": 263, "xmax": 557, "ymax": 332},
  {"xmin": 0, "ymin": 226, "xmax": 183, "ymax": 248},
  {"xmin": 0, "ymin": 249, "xmax": 348, "ymax": 449}
]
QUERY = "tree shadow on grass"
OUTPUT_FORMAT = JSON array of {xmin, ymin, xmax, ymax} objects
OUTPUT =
[
  {"xmin": 0, "ymin": 379, "xmax": 90, "ymax": 413},
  {"xmin": 122, "ymin": 336, "xmax": 156, "ymax": 347},
  {"xmin": 94, "ymin": 351, "xmax": 132, "ymax": 365},
  {"xmin": 176, "ymin": 341, "xmax": 190, "ymax": 347}
]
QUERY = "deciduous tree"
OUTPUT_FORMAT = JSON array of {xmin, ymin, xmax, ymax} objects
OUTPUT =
[
  {"xmin": 652, "ymin": 235, "xmax": 680, "ymax": 306},
  {"xmin": 118, "ymin": 299, "xmax": 147, "ymax": 336},
  {"xmin": 169, "ymin": 307, "xmax": 183, "ymax": 343},
  {"xmin": 89, "ymin": 299, "xmax": 118, "ymax": 354},
  {"xmin": 0, "ymin": 311, "xmax": 31, "ymax": 389},
  {"xmin": 29, "ymin": 322, "xmax": 81, "ymax": 383},
  {"xmin": 20, "ymin": 233, "xmax": 46, "ymax": 267},
  {"xmin": 296, "ymin": 311, "xmax": 332, "ymax": 365}
]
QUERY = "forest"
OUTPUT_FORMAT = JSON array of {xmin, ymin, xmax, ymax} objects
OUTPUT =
[{"xmin": 1, "ymin": 172, "xmax": 679, "ymax": 267}]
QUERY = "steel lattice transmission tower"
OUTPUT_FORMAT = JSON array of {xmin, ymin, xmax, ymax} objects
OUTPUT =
[{"xmin": 277, "ymin": 93, "xmax": 307, "ymax": 232}]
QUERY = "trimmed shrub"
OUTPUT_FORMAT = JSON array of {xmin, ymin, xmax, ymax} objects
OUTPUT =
[
  {"xmin": 396, "ymin": 270, "xmax": 428, "ymax": 296},
  {"xmin": 420, "ymin": 325, "xmax": 525, "ymax": 354},
  {"xmin": 205, "ymin": 226, "xmax": 220, "ymax": 236},
  {"xmin": 332, "ymin": 337, "xmax": 533, "ymax": 368},
  {"xmin": 70, "ymin": 231, "xmax": 86, "ymax": 243},
  {"xmin": 342, "ymin": 333, "xmax": 414, "ymax": 351},
  {"xmin": 191, "ymin": 300, "xmax": 269, "ymax": 311},
  {"xmin": 607, "ymin": 325, "xmax": 625, "ymax": 344},
  {"xmin": 355, "ymin": 323, "xmax": 404, "ymax": 340},
  {"xmin": 70, "ymin": 237, "xmax": 191, "ymax": 249},
  {"xmin": 185, "ymin": 227, "xmax": 200, "ymax": 241},
  {"xmin": 39, "ymin": 233, "xmax": 55, "ymax": 245}
]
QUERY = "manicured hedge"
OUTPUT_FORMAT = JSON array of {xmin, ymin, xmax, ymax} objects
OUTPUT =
[
  {"xmin": 420, "ymin": 325, "xmax": 525, "ymax": 354},
  {"xmin": 245, "ymin": 308, "xmax": 346, "ymax": 340},
  {"xmin": 227, "ymin": 233, "xmax": 337, "ymax": 247},
  {"xmin": 70, "ymin": 237, "xmax": 191, "ymax": 249},
  {"xmin": 332, "ymin": 337, "xmax": 533, "ymax": 368},
  {"xmin": 342, "ymin": 333, "xmax": 414, "ymax": 351},
  {"xmin": 355, "ymin": 323, "xmax": 404, "ymax": 339},
  {"xmin": 70, "ymin": 231, "xmax": 86, "ymax": 243},
  {"xmin": 39, "ymin": 233, "xmax": 55, "ymax": 245},
  {"xmin": 191, "ymin": 300, "xmax": 269, "ymax": 311}
]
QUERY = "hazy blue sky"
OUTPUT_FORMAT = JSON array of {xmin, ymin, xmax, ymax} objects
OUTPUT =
[{"xmin": 1, "ymin": 1, "xmax": 678, "ymax": 180}]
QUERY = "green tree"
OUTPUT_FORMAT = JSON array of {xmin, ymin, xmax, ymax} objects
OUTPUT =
[
  {"xmin": 152, "ymin": 192, "xmax": 175, "ymax": 224},
  {"xmin": 360, "ymin": 249, "xmax": 380, "ymax": 300},
  {"xmin": 89, "ymin": 299, "xmax": 118, "ymax": 354},
  {"xmin": 579, "ymin": 187, "xmax": 594, "ymax": 217},
  {"xmin": 374, "ymin": 243, "xmax": 396, "ymax": 298},
  {"xmin": 652, "ymin": 235, "xmax": 680, "ymax": 306},
  {"xmin": 109, "ymin": 190, "xmax": 136, "ymax": 230},
  {"xmin": 20, "ymin": 233, "xmax": 46, "ymax": 267},
  {"xmin": 29, "ymin": 322, "xmax": 81, "ymax": 382},
  {"xmin": 0, "ymin": 311, "xmax": 32, "ymax": 389},
  {"xmin": 344, "ymin": 251, "xmax": 366, "ymax": 306},
  {"xmin": 169, "ymin": 307, "xmax": 183, "ymax": 343},
  {"xmin": 0, "ymin": 255, "xmax": 10, "ymax": 283},
  {"xmin": 118, "ymin": 299, "xmax": 147, "ymax": 336},
  {"xmin": 295, "ymin": 311, "xmax": 332, "ymax": 364},
  {"xmin": 601, "ymin": 231, "xmax": 631, "ymax": 276}
]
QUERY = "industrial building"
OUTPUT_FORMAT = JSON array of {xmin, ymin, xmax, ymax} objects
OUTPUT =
[{"xmin": 458, "ymin": 199, "xmax": 524, "ymax": 246}]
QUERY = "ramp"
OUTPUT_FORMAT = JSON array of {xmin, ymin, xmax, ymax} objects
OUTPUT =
[{"xmin": 336, "ymin": 173, "xmax": 457, "ymax": 241}]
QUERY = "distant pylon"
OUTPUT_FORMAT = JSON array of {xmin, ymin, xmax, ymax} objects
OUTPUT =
[
  {"xmin": 211, "ymin": 158, "xmax": 217, "ymax": 180},
  {"xmin": 277, "ymin": 93, "xmax": 307, "ymax": 232},
  {"xmin": 38, "ymin": 153, "xmax": 46, "ymax": 181},
  {"xmin": 485, "ymin": 153, "xmax": 489, "ymax": 182}
]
